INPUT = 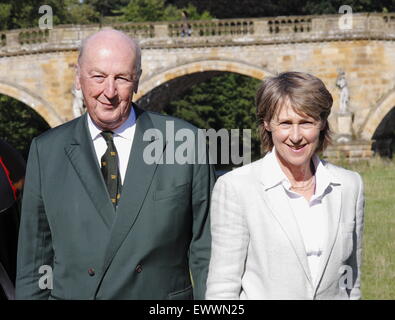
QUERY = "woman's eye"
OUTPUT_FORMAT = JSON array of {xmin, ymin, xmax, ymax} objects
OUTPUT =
[
  {"xmin": 301, "ymin": 122, "xmax": 314, "ymax": 128},
  {"xmin": 278, "ymin": 124, "xmax": 292, "ymax": 130}
]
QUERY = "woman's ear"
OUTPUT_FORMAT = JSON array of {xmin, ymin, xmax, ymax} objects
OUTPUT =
[{"xmin": 264, "ymin": 121, "xmax": 271, "ymax": 132}]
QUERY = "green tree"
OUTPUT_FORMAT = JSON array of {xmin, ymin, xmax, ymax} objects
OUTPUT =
[
  {"xmin": 164, "ymin": 73, "xmax": 262, "ymax": 168},
  {"xmin": 0, "ymin": 95, "xmax": 50, "ymax": 159},
  {"xmin": 166, "ymin": 0, "xmax": 393, "ymax": 18},
  {"xmin": 0, "ymin": 0, "xmax": 69, "ymax": 30},
  {"xmin": 85, "ymin": 0, "xmax": 128, "ymax": 17},
  {"xmin": 0, "ymin": 2, "xmax": 12, "ymax": 30},
  {"xmin": 65, "ymin": 0, "xmax": 100, "ymax": 25},
  {"xmin": 303, "ymin": 0, "xmax": 394, "ymax": 14},
  {"xmin": 118, "ymin": 0, "xmax": 211, "ymax": 22}
]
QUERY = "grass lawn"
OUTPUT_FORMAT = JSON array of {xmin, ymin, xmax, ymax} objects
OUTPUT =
[{"xmin": 335, "ymin": 157, "xmax": 395, "ymax": 299}]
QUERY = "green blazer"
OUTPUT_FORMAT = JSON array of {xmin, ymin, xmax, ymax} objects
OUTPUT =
[{"xmin": 16, "ymin": 107, "xmax": 215, "ymax": 300}]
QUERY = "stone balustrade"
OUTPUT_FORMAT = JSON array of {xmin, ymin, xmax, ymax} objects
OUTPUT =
[{"xmin": 0, "ymin": 12, "xmax": 395, "ymax": 55}]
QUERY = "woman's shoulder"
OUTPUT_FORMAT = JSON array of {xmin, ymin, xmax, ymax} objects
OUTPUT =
[
  {"xmin": 216, "ymin": 159, "xmax": 265, "ymax": 188},
  {"xmin": 321, "ymin": 159, "xmax": 363, "ymax": 186}
]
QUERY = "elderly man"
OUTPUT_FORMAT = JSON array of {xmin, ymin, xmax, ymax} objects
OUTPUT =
[{"xmin": 16, "ymin": 29, "xmax": 215, "ymax": 300}]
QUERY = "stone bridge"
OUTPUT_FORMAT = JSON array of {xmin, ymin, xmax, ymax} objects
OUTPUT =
[{"xmin": 1, "ymin": 12, "xmax": 395, "ymax": 158}]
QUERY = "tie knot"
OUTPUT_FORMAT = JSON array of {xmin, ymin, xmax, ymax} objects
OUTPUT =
[{"xmin": 101, "ymin": 131, "xmax": 114, "ymax": 143}]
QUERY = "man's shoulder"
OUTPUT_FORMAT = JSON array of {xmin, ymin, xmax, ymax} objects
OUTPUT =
[
  {"xmin": 34, "ymin": 116, "xmax": 82, "ymax": 144},
  {"xmin": 143, "ymin": 110, "xmax": 199, "ymax": 132}
]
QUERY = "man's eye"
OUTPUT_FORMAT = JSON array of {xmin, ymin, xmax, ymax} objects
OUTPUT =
[{"xmin": 116, "ymin": 77, "xmax": 130, "ymax": 82}]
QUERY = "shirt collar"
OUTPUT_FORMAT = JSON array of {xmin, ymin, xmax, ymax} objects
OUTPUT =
[
  {"xmin": 87, "ymin": 106, "xmax": 136, "ymax": 141},
  {"xmin": 262, "ymin": 149, "xmax": 288, "ymax": 190},
  {"xmin": 262, "ymin": 148, "xmax": 338, "ymax": 199},
  {"xmin": 311, "ymin": 154, "xmax": 333, "ymax": 199}
]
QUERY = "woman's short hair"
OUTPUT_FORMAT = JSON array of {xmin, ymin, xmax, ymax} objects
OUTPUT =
[{"xmin": 256, "ymin": 71, "xmax": 333, "ymax": 153}]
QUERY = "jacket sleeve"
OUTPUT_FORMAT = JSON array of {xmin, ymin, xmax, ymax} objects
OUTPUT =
[
  {"xmin": 15, "ymin": 138, "xmax": 53, "ymax": 300},
  {"xmin": 205, "ymin": 176, "xmax": 249, "ymax": 300},
  {"xmin": 349, "ymin": 172, "xmax": 365, "ymax": 300},
  {"xmin": 188, "ymin": 132, "xmax": 216, "ymax": 300}
]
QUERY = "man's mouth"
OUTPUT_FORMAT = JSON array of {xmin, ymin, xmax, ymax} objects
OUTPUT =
[{"xmin": 99, "ymin": 101, "xmax": 114, "ymax": 107}]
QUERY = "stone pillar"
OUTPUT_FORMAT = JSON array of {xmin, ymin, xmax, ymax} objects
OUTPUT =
[
  {"xmin": 336, "ymin": 111, "xmax": 353, "ymax": 143},
  {"xmin": 154, "ymin": 24, "xmax": 169, "ymax": 38},
  {"xmin": 5, "ymin": 31, "xmax": 20, "ymax": 49},
  {"xmin": 254, "ymin": 20, "xmax": 269, "ymax": 36}
]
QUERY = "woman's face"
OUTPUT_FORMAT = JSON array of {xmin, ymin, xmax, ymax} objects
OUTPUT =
[{"xmin": 265, "ymin": 102, "xmax": 322, "ymax": 173}]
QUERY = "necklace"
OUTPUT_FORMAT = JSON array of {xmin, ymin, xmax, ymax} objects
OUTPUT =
[{"xmin": 290, "ymin": 175, "xmax": 316, "ymax": 191}]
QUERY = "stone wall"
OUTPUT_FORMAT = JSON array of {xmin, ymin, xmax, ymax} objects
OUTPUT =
[{"xmin": 0, "ymin": 13, "xmax": 394, "ymax": 155}]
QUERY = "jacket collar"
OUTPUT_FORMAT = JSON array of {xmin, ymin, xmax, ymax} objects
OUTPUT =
[{"xmin": 259, "ymin": 149, "xmax": 341, "ymax": 191}]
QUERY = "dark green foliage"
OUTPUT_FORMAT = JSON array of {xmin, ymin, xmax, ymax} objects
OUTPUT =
[
  {"xmin": 0, "ymin": 0, "xmax": 69, "ymax": 30},
  {"xmin": 0, "ymin": 95, "xmax": 50, "ymax": 159},
  {"xmin": 164, "ymin": 73, "xmax": 262, "ymax": 165},
  {"xmin": 117, "ymin": 0, "xmax": 211, "ymax": 23},
  {"xmin": 166, "ymin": 0, "xmax": 394, "ymax": 18},
  {"xmin": 84, "ymin": 0, "xmax": 129, "ymax": 17}
]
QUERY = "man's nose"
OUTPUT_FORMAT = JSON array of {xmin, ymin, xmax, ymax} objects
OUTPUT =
[
  {"xmin": 104, "ymin": 77, "xmax": 117, "ymax": 99},
  {"xmin": 289, "ymin": 124, "xmax": 303, "ymax": 143}
]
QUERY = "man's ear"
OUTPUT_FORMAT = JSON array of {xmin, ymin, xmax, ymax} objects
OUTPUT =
[
  {"xmin": 75, "ymin": 64, "xmax": 81, "ymax": 90},
  {"xmin": 133, "ymin": 69, "xmax": 142, "ymax": 94}
]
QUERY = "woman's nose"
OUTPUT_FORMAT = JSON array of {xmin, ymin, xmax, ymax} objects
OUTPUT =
[{"xmin": 289, "ymin": 124, "xmax": 303, "ymax": 143}]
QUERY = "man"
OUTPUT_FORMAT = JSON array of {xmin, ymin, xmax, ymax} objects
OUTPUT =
[{"xmin": 16, "ymin": 29, "xmax": 215, "ymax": 300}]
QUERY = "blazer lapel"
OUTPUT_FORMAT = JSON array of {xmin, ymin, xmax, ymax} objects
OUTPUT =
[
  {"xmin": 260, "ymin": 186, "xmax": 314, "ymax": 287},
  {"xmin": 256, "ymin": 154, "xmax": 313, "ymax": 287},
  {"xmin": 313, "ymin": 183, "xmax": 342, "ymax": 294},
  {"xmin": 64, "ymin": 114, "xmax": 115, "ymax": 229},
  {"xmin": 98, "ymin": 108, "xmax": 164, "ymax": 282}
]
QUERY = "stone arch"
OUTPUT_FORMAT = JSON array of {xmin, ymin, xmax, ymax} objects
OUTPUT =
[
  {"xmin": 135, "ymin": 59, "xmax": 272, "ymax": 101},
  {"xmin": 0, "ymin": 80, "xmax": 63, "ymax": 128},
  {"xmin": 360, "ymin": 88, "xmax": 395, "ymax": 140}
]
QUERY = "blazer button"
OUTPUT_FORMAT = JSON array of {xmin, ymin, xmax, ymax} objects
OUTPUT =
[
  {"xmin": 135, "ymin": 264, "xmax": 142, "ymax": 273},
  {"xmin": 88, "ymin": 268, "xmax": 95, "ymax": 276}
]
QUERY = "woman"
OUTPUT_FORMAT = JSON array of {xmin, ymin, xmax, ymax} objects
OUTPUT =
[{"xmin": 206, "ymin": 72, "xmax": 364, "ymax": 300}]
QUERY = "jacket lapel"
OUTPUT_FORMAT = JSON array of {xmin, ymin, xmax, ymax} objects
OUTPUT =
[
  {"xmin": 260, "ymin": 186, "xmax": 314, "ymax": 287},
  {"xmin": 256, "ymin": 154, "xmax": 314, "ymax": 287},
  {"xmin": 98, "ymin": 108, "xmax": 164, "ymax": 282},
  {"xmin": 64, "ymin": 114, "xmax": 115, "ymax": 229},
  {"xmin": 313, "ymin": 182, "xmax": 342, "ymax": 294}
]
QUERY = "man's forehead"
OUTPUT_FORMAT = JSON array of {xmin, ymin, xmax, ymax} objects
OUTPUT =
[
  {"xmin": 80, "ymin": 45, "xmax": 136, "ymax": 70},
  {"xmin": 79, "ymin": 30, "xmax": 137, "ymax": 65},
  {"xmin": 84, "ymin": 40, "xmax": 135, "ymax": 57},
  {"xmin": 85, "ymin": 29, "xmax": 134, "ymax": 47}
]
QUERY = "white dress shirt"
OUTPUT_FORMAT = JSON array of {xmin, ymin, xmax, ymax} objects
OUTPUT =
[
  {"xmin": 87, "ymin": 108, "xmax": 136, "ymax": 184},
  {"xmin": 268, "ymin": 151, "xmax": 333, "ymax": 284}
]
